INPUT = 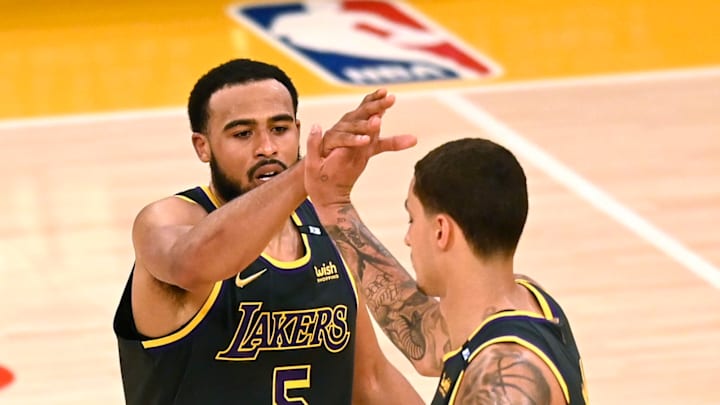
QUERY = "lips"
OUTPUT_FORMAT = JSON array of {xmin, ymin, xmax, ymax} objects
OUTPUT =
[{"xmin": 251, "ymin": 162, "xmax": 285, "ymax": 181}]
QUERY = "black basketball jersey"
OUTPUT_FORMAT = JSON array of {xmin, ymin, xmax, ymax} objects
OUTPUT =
[
  {"xmin": 113, "ymin": 186, "xmax": 359, "ymax": 405},
  {"xmin": 431, "ymin": 279, "xmax": 588, "ymax": 405}
]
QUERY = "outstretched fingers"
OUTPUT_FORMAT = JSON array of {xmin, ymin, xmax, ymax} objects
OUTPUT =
[
  {"xmin": 358, "ymin": 88, "xmax": 394, "ymax": 119},
  {"xmin": 359, "ymin": 88, "xmax": 388, "ymax": 108},
  {"xmin": 376, "ymin": 134, "xmax": 418, "ymax": 154},
  {"xmin": 321, "ymin": 129, "xmax": 371, "ymax": 154},
  {"xmin": 318, "ymin": 89, "xmax": 398, "ymax": 157},
  {"xmin": 321, "ymin": 115, "xmax": 382, "ymax": 155}
]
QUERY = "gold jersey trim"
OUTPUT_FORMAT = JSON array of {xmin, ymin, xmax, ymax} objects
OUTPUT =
[
  {"xmin": 195, "ymin": 185, "xmax": 312, "ymax": 269},
  {"xmin": 261, "ymin": 211, "xmax": 311, "ymax": 269},
  {"xmin": 515, "ymin": 279, "xmax": 554, "ymax": 319},
  {"xmin": 175, "ymin": 194, "xmax": 197, "ymax": 205},
  {"xmin": 448, "ymin": 335, "xmax": 571, "ymax": 404},
  {"xmin": 442, "ymin": 279, "xmax": 569, "ymax": 404},
  {"xmin": 200, "ymin": 184, "xmax": 222, "ymax": 207},
  {"xmin": 141, "ymin": 281, "xmax": 223, "ymax": 349},
  {"xmin": 441, "ymin": 279, "xmax": 556, "ymax": 362}
]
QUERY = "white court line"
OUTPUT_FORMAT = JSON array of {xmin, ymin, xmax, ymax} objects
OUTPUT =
[
  {"xmin": 436, "ymin": 92, "xmax": 720, "ymax": 289},
  {"xmin": 1, "ymin": 66, "xmax": 719, "ymax": 288},
  {"xmin": 0, "ymin": 65, "xmax": 719, "ymax": 130},
  {"xmin": 0, "ymin": 107, "xmax": 185, "ymax": 130}
]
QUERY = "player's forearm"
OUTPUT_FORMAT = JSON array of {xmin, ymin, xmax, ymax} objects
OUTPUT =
[
  {"xmin": 316, "ymin": 202, "xmax": 448, "ymax": 375},
  {"xmin": 172, "ymin": 161, "xmax": 307, "ymax": 288}
]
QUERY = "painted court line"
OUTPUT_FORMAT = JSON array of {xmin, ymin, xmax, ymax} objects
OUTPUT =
[
  {"xmin": 1, "ymin": 66, "xmax": 719, "ymax": 130},
  {"xmin": 0, "ymin": 107, "xmax": 185, "ymax": 130},
  {"xmin": 1, "ymin": 66, "xmax": 718, "ymax": 288},
  {"xmin": 436, "ymin": 92, "xmax": 720, "ymax": 289}
]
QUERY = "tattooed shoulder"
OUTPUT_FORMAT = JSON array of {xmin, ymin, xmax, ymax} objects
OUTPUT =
[{"xmin": 454, "ymin": 343, "xmax": 555, "ymax": 405}]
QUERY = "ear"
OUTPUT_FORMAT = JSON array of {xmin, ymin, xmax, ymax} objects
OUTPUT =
[
  {"xmin": 192, "ymin": 132, "xmax": 211, "ymax": 163},
  {"xmin": 435, "ymin": 214, "xmax": 453, "ymax": 251}
]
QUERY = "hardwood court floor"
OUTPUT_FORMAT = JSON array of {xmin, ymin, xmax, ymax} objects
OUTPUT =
[{"xmin": 1, "ymin": 1, "xmax": 719, "ymax": 404}]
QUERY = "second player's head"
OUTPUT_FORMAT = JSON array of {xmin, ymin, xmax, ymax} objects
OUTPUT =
[{"xmin": 405, "ymin": 138, "xmax": 528, "ymax": 294}]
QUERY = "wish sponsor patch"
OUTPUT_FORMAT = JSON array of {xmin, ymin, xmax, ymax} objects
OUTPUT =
[{"xmin": 228, "ymin": 1, "xmax": 502, "ymax": 85}]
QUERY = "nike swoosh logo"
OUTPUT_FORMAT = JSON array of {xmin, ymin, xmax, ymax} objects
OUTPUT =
[{"xmin": 235, "ymin": 268, "xmax": 268, "ymax": 288}]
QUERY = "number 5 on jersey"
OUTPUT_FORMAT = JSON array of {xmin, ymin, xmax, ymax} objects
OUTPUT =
[{"xmin": 274, "ymin": 365, "xmax": 311, "ymax": 405}]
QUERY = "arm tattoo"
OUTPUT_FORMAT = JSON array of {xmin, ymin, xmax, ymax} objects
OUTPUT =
[
  {"xmin": 456, "ymin": 345, "xmax": 552, "ymax": 405},
  {"xmin": 323, "ymin": 205, "xmax": 450, "ymax": 368}
]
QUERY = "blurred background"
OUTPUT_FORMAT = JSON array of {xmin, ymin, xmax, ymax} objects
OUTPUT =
[
  {"xmin": 3, "ymin": 0, "xmax": 719, "ymax": 119},
  {"xmin": 1, "ymin": 1, "xmax": 719, "ymax": 404}
]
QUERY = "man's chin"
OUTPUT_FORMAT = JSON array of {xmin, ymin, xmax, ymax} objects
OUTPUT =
[{"xmin": 417, "ymin": 282, "xmax": 441, "ymax": 299}]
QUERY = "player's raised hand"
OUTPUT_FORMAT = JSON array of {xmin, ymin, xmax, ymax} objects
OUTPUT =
[
  {"xmin": 305, "ymin": 117, "xmax": 416, "ymax": 208},
  {"xmin": 319, "ymin": 88, "xmax": 398, "ymax": 155}
]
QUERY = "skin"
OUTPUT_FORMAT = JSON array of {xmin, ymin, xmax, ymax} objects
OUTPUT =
[
  {"xmin": 129, "ymin": 81, "xmax": 422, "ymax": 404},
  {"xmin": 304, "ymin": 123, "xmax": 567, "ymax": 404},
  {"xmin": 304, "ymin": 126, "xmax": 448, "ymax": 376},
  {"xmin": 453, "ymin": 344, "xmax": 554, "ymax": 405}
]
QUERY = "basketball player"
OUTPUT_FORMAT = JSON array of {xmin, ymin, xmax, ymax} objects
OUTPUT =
[
  {"xmin": 304, "ymin": 135, "xmax": 589, "ymax": 404},
  {"xmin": 112, "ymin": 59, "xmax": 423, "ymax": 404}
]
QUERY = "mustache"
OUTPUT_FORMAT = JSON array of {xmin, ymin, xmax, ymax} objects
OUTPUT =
[{"xmin": 247, "ymin": 159, "xmax": 288, "ymax": 180}]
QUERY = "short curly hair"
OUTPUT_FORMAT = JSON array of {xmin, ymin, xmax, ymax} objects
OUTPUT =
[
  {"xmin": 187, "ymin": 58, "xmax": 299, "ymax": 133},
  {"xmin": 413, "ymin": 138, "xmax": 528, "ymax": 258}
]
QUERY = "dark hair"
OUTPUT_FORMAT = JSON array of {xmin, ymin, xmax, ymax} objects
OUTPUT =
[
  {"xmin": 413, "ymin": 138, "xmax": 528, "ymax": 258},
  {"xmin": 187, "ymin": 58, "xmax": 299, "ymax": 133}
]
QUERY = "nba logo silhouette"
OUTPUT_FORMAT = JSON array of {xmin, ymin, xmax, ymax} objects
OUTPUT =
[{"xmin": 228, "ymin": 1, "xmax": 502, "ymax": 85}]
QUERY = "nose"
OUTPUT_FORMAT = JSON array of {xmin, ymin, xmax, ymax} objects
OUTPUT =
[
  {"xmin": 404, "ymin": 230, "xmax": 411, "ymax": 247},
  {"xmin": 255, "ymin": 130, "xmax": 278, "ymax": 157}
]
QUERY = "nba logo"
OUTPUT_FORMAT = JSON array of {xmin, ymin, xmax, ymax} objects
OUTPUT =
[{"xmin": 228, "ymin": 1, "xmax": 502, "ymax": 85}]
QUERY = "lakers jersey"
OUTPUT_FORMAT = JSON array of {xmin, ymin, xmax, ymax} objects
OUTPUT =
[
  {"xmin": 431, "ymin": 279, "xmax": 588, "ymax": 405},
  {"xmin": 113, "ymin": 186, "xmax": 359, "ymax": 405}
]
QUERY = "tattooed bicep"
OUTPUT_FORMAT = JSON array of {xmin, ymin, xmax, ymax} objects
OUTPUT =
[{"xmin": 454, "ymin": 343, "xmax": 553, "ymax": 405}]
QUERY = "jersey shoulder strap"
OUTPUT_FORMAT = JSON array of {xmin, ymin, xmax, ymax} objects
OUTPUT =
[
  {"xmin": 175, "ymin": 186, "xmax": 217, "ymax": 213},
  {"xmin": 295, "ymin": 199, "xmax": 326, "ymax": 236}
]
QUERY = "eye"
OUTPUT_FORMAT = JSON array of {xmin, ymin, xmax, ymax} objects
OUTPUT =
[
  {"xmin": 233, "ymin": 130, "xmax": 252, "ymax": 138},
  {"xmin": 271, "ymin": 126, "xmax": 289, "ymax": 134}
]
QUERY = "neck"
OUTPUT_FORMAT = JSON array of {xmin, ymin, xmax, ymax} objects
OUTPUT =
[
  {"xmin": 439, "ymin": 254, "xmax": 525, "ymax": 350},
  {"xmin": 208, "ymin": 181, "xmax": 303, "ymax": 261},
  {"xmin": 265, "ymin": 218, "xmax": 303, "ymax": 260}
]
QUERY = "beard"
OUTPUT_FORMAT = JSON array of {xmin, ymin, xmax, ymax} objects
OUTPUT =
[
  {"xmin": 208, "ymin": 151, "xmax": 299, "ymax": 203},
  {"xmin": 210, "ymin": 155, "xmax": 247, "ymax": 202}
]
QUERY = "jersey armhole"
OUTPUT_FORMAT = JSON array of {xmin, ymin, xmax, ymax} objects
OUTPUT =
[{"xmin": 141, "ymin": 281, "xmax": 224, "ymax": 349}]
